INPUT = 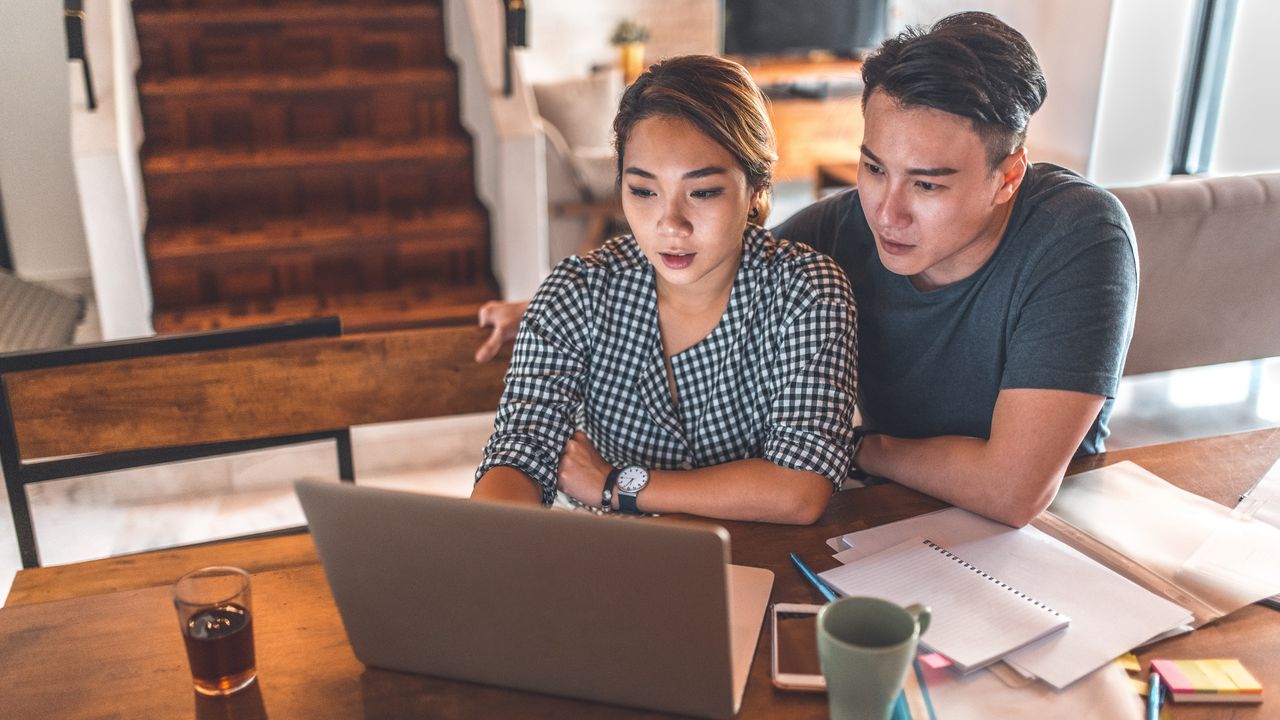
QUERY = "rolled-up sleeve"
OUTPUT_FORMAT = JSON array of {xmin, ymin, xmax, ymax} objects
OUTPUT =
[
  {"xmin": 761, "ymin": 262, "xmax": 859, "ymax": 488},
  {"xmin": 475, "ymin": 259, "xmax": 593, "ymax": 504}
]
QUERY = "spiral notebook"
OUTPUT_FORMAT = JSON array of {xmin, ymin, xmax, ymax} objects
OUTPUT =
[{"xmin": 819, "ymin": 536, "xmax": 1070, "ymax": 674}]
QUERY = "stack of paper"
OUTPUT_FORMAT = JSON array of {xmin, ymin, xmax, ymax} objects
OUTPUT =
[
  {"xmin": 1048, "ymin": 461, "xmax": 1280, "ymax": 624},
  {"xmin": 820, "ymin": 536, "xmax": 1070, "ymax": 673},
  {"xmin": 826, "ymin": 507, "xmax": 1193, "ymax": 689}
]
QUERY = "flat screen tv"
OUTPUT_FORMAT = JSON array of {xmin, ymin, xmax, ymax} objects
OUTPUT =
[{"xmin": 722, "ymin": 0, "xmax": 888, "ymax": 59}]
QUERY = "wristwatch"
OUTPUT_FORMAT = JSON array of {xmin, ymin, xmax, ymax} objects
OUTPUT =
[
  {"xmin": 602, "ymin": 467, "xmax": 619, "ymax": 513},
  {"xmin": 850, "ymin": 426, "xmax": 879, "ymax": 478},
  {"xmin": 615, "ymin": 465, "xmax": 650, "ymax": 515}
]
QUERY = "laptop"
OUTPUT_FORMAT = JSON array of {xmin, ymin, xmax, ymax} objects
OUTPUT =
[{"xmin": 295, "ymin": 480, "xmax": 774, "ymax": 719}]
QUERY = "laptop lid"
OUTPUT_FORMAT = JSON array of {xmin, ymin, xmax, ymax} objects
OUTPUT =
[{"xmin": 295, "ymin": 480, "xmax": 773, "ymax": 719}]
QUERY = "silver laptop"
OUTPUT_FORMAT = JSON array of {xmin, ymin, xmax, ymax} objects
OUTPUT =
[{"xmin": 295, "ymin": 480, "xmax": 774, "ymax": 719}]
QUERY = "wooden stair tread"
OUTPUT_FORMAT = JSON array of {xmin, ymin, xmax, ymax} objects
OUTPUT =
[
  {"xmin": 140, "ymin": 67, "xmax": 452, "ymax": 98},
  {"xmin": 144, "ymin": 138, "xmax": 469, "ymax": 175},
  {"xmin": 135, "ymin": 4, "xmax": 437, "ymax": 27},
  {"xmin": 147, "ymin": 208, "xmax": 486, "ymax": 259},
  {"xmin": 152, "ymin": 284, "xmax": 496, "ymax": 334}
]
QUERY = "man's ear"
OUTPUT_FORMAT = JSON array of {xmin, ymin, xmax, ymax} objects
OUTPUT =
[{"xmin": 994, "ymin": 148, "xmax": 1029, "ymax": 205}]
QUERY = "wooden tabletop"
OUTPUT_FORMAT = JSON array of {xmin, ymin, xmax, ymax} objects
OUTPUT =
[{"xmin": 4, "ymin": 427, "xmax": 1278, "ymax": 718}]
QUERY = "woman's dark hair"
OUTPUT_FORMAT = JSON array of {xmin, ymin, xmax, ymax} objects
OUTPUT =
[
  {"xmin": 613, "ymin": 54, "xmax": 777, "ymax": 223},
  {"xmin": 861, "ymin": 12, "xmax": 1048, "ymax": 168}
]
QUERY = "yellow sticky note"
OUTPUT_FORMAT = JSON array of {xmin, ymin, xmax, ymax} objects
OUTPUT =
[
  {"xmin": 1214, "ymin": 659, "xmax": 1263, "ymax": 693},
  {"xmin": 1117, "ymin": 653, "xmax": 1141, "ymax": 673},
  {"xmin": 1131, "ymin": 677, "xmax": 1149, "ymax": 696}
]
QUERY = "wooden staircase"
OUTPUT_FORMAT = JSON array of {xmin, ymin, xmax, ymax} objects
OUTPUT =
[{"xmin": 132, "ymin": 0, "xmax": 496, "ymax": 333}]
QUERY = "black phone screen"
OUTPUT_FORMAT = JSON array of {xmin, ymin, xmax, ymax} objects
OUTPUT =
[{"xmin": 775, "ymin": 609, "xmax": 822, "ymax": 676}]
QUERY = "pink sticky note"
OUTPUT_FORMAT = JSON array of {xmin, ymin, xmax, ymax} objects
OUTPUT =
[{"xmin": 919, "ymin": 653, "xmax": 952, "ymax": 670}]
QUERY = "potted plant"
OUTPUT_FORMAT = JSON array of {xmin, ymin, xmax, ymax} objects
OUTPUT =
[{"xmin": 611, "ymin": 19, "xmax": 650, "ymax": 84}]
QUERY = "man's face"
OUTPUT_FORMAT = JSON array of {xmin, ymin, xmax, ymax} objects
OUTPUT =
[{"xmin": 857, "ymin": 90, "xmax": 1025, "ymax": 291}]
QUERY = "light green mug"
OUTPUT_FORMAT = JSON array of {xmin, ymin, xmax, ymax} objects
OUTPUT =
[{"xmin": 816, "ymin": 596, "xmax": 931, "ymax": 720}]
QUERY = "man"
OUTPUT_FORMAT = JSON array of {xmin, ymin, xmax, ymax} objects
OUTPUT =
[{"xmin": 476, "ymin": 12, "xmax": 1137, "ymax": 527}]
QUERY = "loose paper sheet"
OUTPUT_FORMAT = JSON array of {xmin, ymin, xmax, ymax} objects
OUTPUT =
[{"xmin": 1050, "ymin": 461, "xmax": 1280, "ymax": 618}]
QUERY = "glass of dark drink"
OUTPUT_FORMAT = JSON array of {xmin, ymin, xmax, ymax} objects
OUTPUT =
[{"xmin": 173, "ymin": 566, "xmax": 257, "ymax": 696}]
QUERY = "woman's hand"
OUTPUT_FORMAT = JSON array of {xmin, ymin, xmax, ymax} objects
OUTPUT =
[
  {"xmin": 557, "ymin": 432, "xmax": 613, "ymax": 508},
  {"xmin": 475, "ymin": 300, "xmax": 530, "ymax": 362}
]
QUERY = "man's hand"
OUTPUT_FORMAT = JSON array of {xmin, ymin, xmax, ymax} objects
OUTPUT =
[
  {"xmin": 558, "ymin": 432, "xmax": 613, "ymax": 508},
  {"xmin": 475, "ymin": 299, "xmax": 530, "ymax": 362}
]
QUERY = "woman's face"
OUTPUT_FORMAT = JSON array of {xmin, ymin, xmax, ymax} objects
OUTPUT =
[{"xmin": 620, "ymin": 115, "xmax": 756, "ymax": 297}]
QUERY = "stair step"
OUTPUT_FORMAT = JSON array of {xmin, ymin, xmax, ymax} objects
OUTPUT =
[
  {"xmin": 147, "ymin": 207, "xmax": 486, "ymax": 261},
  {"xmin": 135, "ymin": 0, "xmax": 427, "ymax": 10},
  {"xmin": 152, "ymin": 283, "xmax": 496, "ymax": 335},
  {"xmin": 144, "ymin": 137, "xmax": 469, "ymax": 176},
  {"xmin": 135, "ymin": 5, "xmax": 438, "ymax": 27},
  {"xmin": 140, "ymin": 66, "xmax": 453, "ymax": 98},
  {"xmin": 146, "ymin": 208, "xmax": 490, "ymax": 307},
  {"xmin": 135, "ymin": 4, "xmax": 446, "ymax": 79},
  {"xmin": 140, "ymin": 67, "xmax": 461, "ymax": 153}
]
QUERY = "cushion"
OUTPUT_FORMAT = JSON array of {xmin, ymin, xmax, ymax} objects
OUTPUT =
[{"xmin": 532, "ymin": 70, "xmax": 623, "ymax": 154}]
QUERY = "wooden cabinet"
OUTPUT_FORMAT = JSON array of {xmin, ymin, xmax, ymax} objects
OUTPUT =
[{"xmin": 742, "ymin": 58, "xmax": 865, "ymax": 184}]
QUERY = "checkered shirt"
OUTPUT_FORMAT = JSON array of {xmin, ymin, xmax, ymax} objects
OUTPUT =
[{"xmin": 476, "ymin": 225, "xmax": 859, "ymax": 505}]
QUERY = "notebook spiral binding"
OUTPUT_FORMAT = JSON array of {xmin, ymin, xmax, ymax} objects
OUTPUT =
[{"xmin": 921, "ymin": 538, "xmax": 1065, "ymax": 617}]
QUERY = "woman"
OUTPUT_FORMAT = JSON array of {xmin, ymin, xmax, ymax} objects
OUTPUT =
[{"xmin": 471, "ymin": 55, "xmax": 856, "ymax": 524}]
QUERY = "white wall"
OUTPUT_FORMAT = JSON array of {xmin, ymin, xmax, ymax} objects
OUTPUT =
[
  {"xmin": 1209, "ymin": 0, "xmax": 1280, "ymax": 175},
  {"xmin": 1089, "ymin": 0, "xmax": 1198, "ymax": 187},
  {"xmin": 70, "ymin": 0, "xmax": 154, "ymax": 339},
  {"xmin": 0, "ymin": 2, "xmax": 91, "ymax": 281},
  {"xmin": 521, "ymin": 0, "xmax": 720, "ymax": 84},
  {"xmin": 447, "ymin": 0, "xmax": 548, "ymax": 299},
  {"xmin": 890, "ymin": 0, "xmax": 1113, "ymax": 174}
]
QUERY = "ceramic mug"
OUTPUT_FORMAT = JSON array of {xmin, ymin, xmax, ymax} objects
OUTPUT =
[{"xmin": 816, "ymin": 596, "xmax": 931, "ymax": 720}]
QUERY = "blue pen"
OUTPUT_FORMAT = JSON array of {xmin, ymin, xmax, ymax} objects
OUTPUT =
[
  {"xmin": 789, "ymin": 553, "xmax": 938, "ymax": 720},
  {"xmin": 789, "ymin": 552, "xmax": 843, "ymax": 602},
  {"xmin": 1147, "ymin": 671, "xmax": 1163, "ymax": 720}
]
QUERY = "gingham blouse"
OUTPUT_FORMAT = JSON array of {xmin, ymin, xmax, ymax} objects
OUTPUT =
[{"xmin": 476, "ymin": 225, "xmax": 858, "ymax": 505}]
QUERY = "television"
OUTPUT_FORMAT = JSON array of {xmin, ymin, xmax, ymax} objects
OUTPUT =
[{"xmin": 722, "ymin": 0, "xmax": 889, "ymax": 59}]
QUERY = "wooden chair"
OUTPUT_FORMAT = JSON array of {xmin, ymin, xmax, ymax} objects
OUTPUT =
[{"xmin": 0, "ymin": 319, "xmax": 508, "ymax": 568}]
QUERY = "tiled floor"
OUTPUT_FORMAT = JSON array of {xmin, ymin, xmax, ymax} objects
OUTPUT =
[{"xmin": 2, "ymin": 345, "xmax": 1277, "ymax": 603}]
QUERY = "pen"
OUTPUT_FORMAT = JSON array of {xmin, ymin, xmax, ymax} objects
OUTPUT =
[
  {"xmin": 789, "ymin": 552, "xmax": 843, "ymax": 602},
  {"xmin": 1147, "ymin": 670, "xmax": 1163, "ymax": 720}
]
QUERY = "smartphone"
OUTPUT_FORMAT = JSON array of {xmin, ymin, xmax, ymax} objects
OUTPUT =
[{"xmin": 770, "ymin": 602, "xmax": 826, "ymax": 691}]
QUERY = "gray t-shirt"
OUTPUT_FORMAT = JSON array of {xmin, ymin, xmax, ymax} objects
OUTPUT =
[{"xmin": 771, "ymin": 163, "xmax": 1138, "ymax": 454}]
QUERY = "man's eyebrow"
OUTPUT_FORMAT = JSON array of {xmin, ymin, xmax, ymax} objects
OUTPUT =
[
  {"xmin": 622, "ymin": 166, "xmax": 728, "ymax": 180},
  {"xmin": 861, "ymin": 145, "xmax": 958, "ymax": 177}
]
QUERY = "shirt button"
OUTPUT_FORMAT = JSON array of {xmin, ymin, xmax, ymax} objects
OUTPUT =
[{"xmin": 680, "ymin": 461, "xmax": 693, "ymax": 470}]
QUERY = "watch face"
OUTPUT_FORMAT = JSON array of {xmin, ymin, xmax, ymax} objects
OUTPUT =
[{"xmin": 617, "ymin": 466, "xmax": 649, "ymax": 493}]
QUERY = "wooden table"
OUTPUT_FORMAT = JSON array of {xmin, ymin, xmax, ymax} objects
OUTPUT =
[{"xmin": 5, "ymin": 428, "xmax": 1278, "ymax": 718}]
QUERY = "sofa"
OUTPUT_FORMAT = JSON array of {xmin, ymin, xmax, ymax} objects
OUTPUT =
[{"xmin": 1111, "ymin": 172, "xmax": 1280, "ymax": 376}]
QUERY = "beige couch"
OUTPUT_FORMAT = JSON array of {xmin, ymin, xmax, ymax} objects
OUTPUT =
[{"xmin": 1112, "ymin": 173, "xmax": 1280, "ymax": 376}]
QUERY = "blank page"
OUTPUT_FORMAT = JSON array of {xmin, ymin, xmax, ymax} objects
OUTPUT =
[{"xmin": 820, "ymin": 536, "xmax": 1069, "ymax": 673}]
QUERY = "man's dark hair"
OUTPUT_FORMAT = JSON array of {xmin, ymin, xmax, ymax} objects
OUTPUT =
[{"xmin": 861, "ymin": 12, "xmax": 1048, "ymax": 168}]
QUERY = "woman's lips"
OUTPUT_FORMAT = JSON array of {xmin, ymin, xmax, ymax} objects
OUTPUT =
[{"xmin": 660, "ymin": 252, "xmax": 696, "ymax": 269}]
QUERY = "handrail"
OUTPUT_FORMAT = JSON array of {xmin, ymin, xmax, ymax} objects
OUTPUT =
[
  {"xmin": 501, "ymin": 0, "xmax": 527, "ymax": 96},
  {"xmin": 65, "ymin": 0, "xmax": 97, "ymax": 111}
]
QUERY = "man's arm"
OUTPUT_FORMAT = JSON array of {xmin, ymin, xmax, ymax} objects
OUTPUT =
[
  {"xmin": 856, "ymin": 388, "xmax": 1104, "ymax": 527},
  {"xmin": 475, "ymin": 300, "xmax": 530, "ymax": 362}
]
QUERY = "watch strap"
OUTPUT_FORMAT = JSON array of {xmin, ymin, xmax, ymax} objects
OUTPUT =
[
  {"xmin": 602, "ymin": 467, "xmax": 620, "ymax": 512},
  {"xmin": 619, "ymin": 489, "xmax": 641, "ymax": 515}
]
